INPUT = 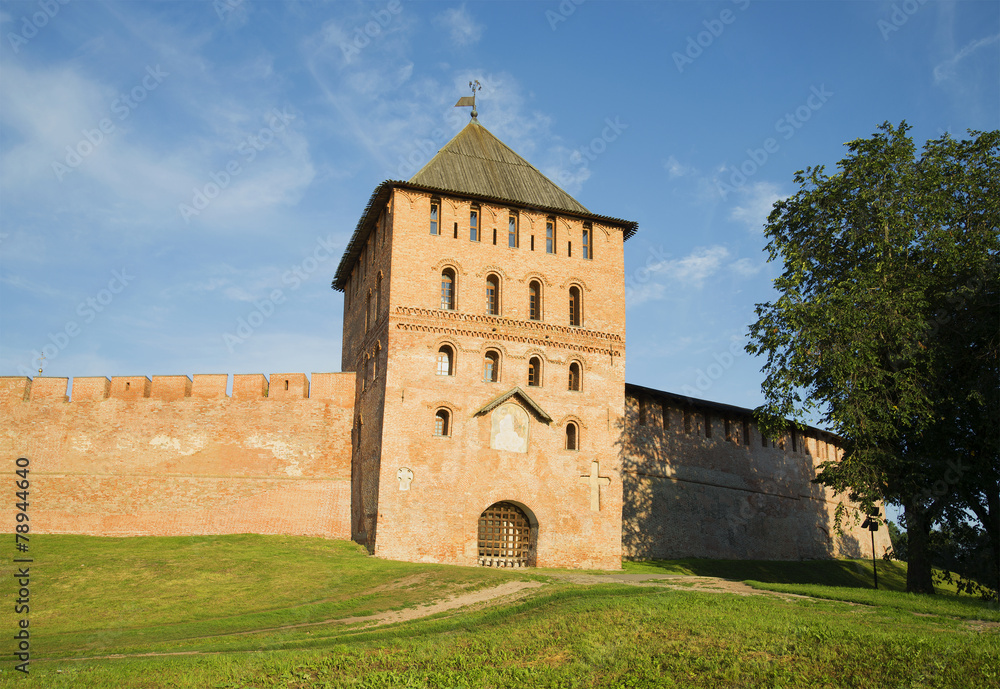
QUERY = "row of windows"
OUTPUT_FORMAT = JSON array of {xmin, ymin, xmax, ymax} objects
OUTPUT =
[
  {"xmin": 441, "ymin": 269, "xmax": 583, "ymax": 326},
  {"xmin": 437, "ymin": 345, "xmax": 582, "ymax": 390},
  {"xmin": 433, "ymin": 407, "xmax": 581, "ymax": 450},
  {"xmin": 430, "ymin": 199, "xmax": 593, "ymax": 260}
]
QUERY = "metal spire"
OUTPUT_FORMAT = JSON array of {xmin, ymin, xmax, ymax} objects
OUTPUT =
[{"xmin": 454, "ymin": 79, "xmax": 482, "ymax": 119}]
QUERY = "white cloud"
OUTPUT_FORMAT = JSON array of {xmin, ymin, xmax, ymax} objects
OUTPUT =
[
  {"xmin": 933, "ymin": 33, "xmax": 1000, "ymax": 84},
  {"xmin": 728, "ymin": 258, "xmax": 761, "ymax": 277},
  {"xmin": 664, "ymin": 155, "xmax": 694, "ymax": 179},
  {"xmin": 729, "ymin": 181, "xmax": 783, "ymax": 232},
  {"xmin": 435, "ymin": 5, "xmax": 483, "ymax": 47},
  {"xmin": 650, "ymin": 245, "xmax": 730, "ymax": 287}
]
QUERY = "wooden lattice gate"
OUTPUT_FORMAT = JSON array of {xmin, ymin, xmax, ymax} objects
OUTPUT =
[{"xmin": 478, "ymin": 501, "xmax": 533, "ymax": 567}]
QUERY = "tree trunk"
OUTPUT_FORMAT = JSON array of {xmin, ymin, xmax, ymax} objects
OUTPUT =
[{"xmin": 904, "ymin": 502, "xmax": 936, "ymax": 594}]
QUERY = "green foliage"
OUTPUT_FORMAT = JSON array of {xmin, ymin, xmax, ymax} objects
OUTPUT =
[{"xmin": 746, "ymin": 122, "xmax": 1000, "ymax": 593}]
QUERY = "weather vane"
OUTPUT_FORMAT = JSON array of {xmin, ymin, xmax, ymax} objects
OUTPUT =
[
  {"xmin": 454, "ymin": 79, "xmax": 482, "ymax": 119},
  {"xmin": 37, "ymin": 353, "xmax": 45, "ymax": 376}
]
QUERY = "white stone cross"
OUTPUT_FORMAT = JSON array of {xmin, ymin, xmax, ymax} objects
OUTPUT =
[
  {"xmin": 397, "ymin": 467, "xmax": 414, "ymax": 491},
  {"xmin": 579, "ymin": 460, "xmax": 610, "ymax": 511}
]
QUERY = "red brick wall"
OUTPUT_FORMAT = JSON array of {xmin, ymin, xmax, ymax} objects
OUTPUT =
[
  {"xmin": 0, "ymin": 373, "xmax": 354, "ymax": 539},
  {"xmin": 621, "ymin": 388, "xmax": 893, "ymax": 561},
  {"xmin": 347, "ymin": 188, "xmax": 630, "ymax": 569}
]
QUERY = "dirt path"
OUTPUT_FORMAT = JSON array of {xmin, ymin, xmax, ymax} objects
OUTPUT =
[{"xmin": 545, "ymin": 572, "xmax": 808, "ymax": 600}]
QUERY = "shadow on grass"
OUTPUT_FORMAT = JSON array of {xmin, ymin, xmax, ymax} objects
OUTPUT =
[{"xmin": 623, "ymin": 557, "xmax": 908, "ymax": 591}]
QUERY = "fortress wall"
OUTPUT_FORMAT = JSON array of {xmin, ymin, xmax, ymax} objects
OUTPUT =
[
  {"xmin": 621, "ymin": 388, "xmax": 892, "ymax": 561},
  {"xmin": 0, "ymin": 373, "xmax": 354, "ymax": 539}
]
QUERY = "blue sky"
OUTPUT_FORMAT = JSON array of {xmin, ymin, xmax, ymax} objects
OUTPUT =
[{"xmin": 1, "ymin": 0, "xmax": 998, "ymax": 417}]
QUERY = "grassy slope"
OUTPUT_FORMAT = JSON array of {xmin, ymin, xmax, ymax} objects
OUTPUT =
[{"xmin": 1, "ymin": 535, "xmax": 997, "ymax": 689}]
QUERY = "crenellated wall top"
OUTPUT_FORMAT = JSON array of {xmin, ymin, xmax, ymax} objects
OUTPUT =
[{"xmin": 0, "ymin": 372, "xmax": 355, "ymax": 404}]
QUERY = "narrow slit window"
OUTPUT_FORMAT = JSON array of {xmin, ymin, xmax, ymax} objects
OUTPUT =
[
  {"xmin": 470, "ymin": 204, "xmax": 480, "ymax": 242},
  {"xmin": 508, "ymin": 213, "xmax": 518, "ymax": 248},
  {"xmin": 430, "ymin": 199, "xmax": 439, "ymax": 235},
  {"xmin": 545, "ymin": 217, "xmax": 555, "ymax": 254},
  {"xmin": 582, "ymin": 224, "xmax": 592, "ymax": 260}
]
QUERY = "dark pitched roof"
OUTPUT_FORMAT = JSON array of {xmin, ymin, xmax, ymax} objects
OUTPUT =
[
  {"xmin": 331, "ymin": 119, "xmax": 639, "ymax": 291},
  {"xmin": 474, "ymin": 386, "xmax": 552, "ymax": 423},
  {"xmin": 409, "ymin": 119, "xmax": 590, "ymax": 215}
]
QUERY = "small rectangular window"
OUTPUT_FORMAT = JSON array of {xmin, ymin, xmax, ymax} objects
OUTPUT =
[
  {"xmin": 530, "ymin": 236, "xmax": 535, "ymax": 251},
  {"xmin": 430, "ymin": 201, "xmax": 439, "ymax": 235},
  {"xmin": 567, "ymin": 241, "xmax": 572, "ymax": 258},
  {"xmin": 582, "ymin": 226, "xmax": 591, "ymax": 260},
  {"xmin": 546, "ymin": 219, "xmax": 555, "ymax": 254},
  {"xmin": 492, "ymin": 228, "xmax": 497, "ymax": 245},
  {"xmin": 508, "ymin": 214, "xmax": 518, "ymax": 248},
  {"xmin": 470, "ymin": 206, "xmax": 479, "ymax": 242}
]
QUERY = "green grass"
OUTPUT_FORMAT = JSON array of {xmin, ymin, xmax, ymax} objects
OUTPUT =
[{"xmin": 1, "ymin": 535, "xmax": 997, "ymax": 688}]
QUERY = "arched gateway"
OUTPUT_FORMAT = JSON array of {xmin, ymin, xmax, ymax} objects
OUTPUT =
[{"xmin": 477, "ymin": 501, "xmax": 536, "ymax": 567}]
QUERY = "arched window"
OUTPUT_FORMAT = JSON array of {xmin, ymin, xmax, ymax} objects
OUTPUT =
[
  {"xmin": 569, "ymin": 285, "xmax": 582, "ymax": 326},
  {"xmin": 470, "ymin": 203, "xmax": 480, "ymax": 242},
  {"xmin": 545, "ymin": 217, "xmax": 556, "ymax": 254},
  {"xmin": 528, "ymin": 356, "xmax": 542, "ymax": 387},
  {"xmin": 484, "ymin": 350, "xmax": 500, "ymax": 382},
  {"xmin": 441, "ymin": 268, "xmax": 456, "ymax": 310},
  {"xmin": 508, "ymin": 212, "xmax": 519, "ymax": 248},
  {"xmin": 565, "ymin": 422, "xmax": 579, "ymax": 451},
  {"xmin": 437, "ymin": 345, "xmax": 454, "ymax": 376},
  {"xmin": 486, "ymin": 274, "xmax": 500, "ymax": 315},
  {"xmin": 568, "ymin": 362, "xmax": 581, "ymax": 391},
  {"xmin": 430, "ymin": 198, "xmax": 440, "ymax": 235},
  {"xmin": 528, "ymin": 280, "xmax": 542, "ymax": 321},
  {"xmin": 434, "ymin": 408, "xmax": 451, "ymax": 437}
]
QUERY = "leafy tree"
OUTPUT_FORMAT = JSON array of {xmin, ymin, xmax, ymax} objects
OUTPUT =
[{"xmin": 747, "ymin": 122, "xmax": 999, "ymax": 594}]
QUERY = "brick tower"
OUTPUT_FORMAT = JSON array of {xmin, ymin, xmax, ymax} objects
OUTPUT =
[{"xmin": 332, "ymin": 111, "xmax": 637, "ymax": 569}]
